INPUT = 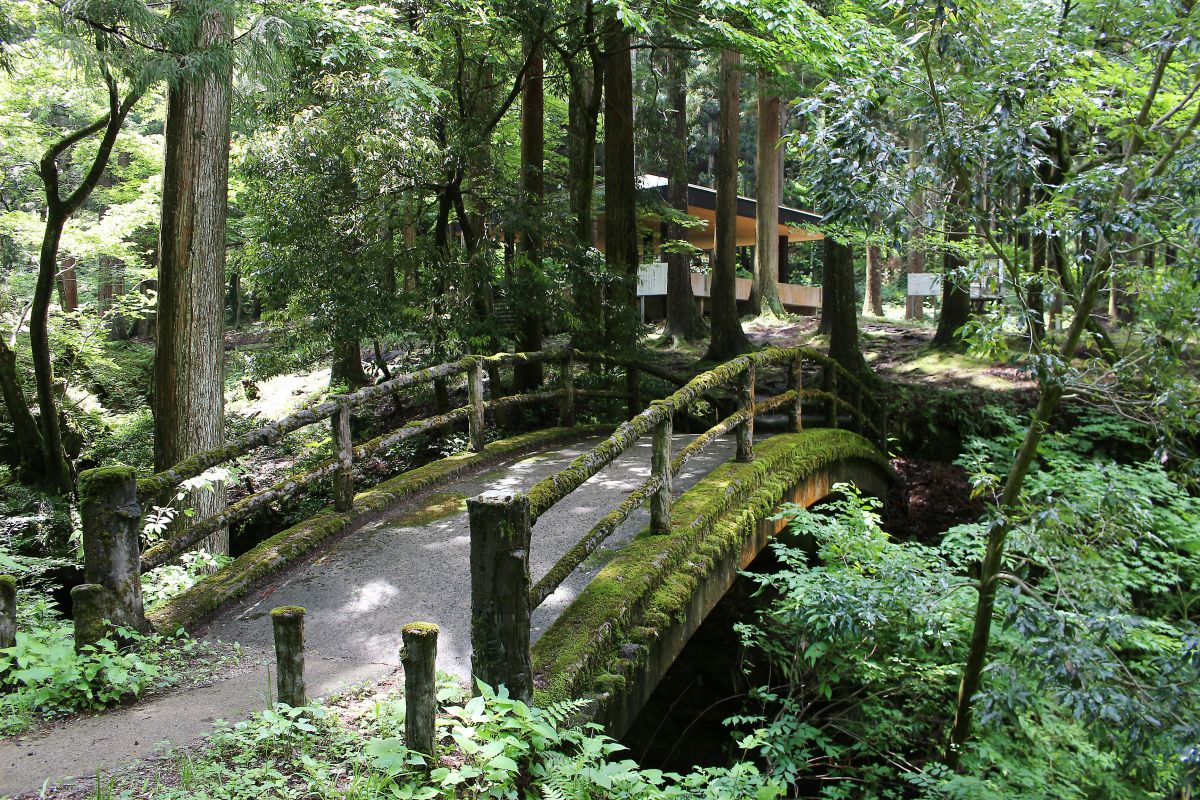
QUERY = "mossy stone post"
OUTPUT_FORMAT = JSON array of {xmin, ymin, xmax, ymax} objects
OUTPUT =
[
  {"xmin": 558, "ymin": 351, "xmax": 575, "ymax": 427},
  {"xmin": 271, "ymin": 605, "xmax": 306, "ymax": 706},
  {"xmin": 626, "ymin": 364, "xmax": 641, "ymax": 419},
  {"xmin": 467, "ymin": 358, "xmax": 486, "ymax": 452},
  {"xmin": 332, "ymin": 398, "xmax": 354, "ymax": 512},
  {"xmin": 737, "ymin": 363, "xmax": 755, "ymax": 462},
  {"xmin": 74, "ymin": 466, "xmax": 150, "ymax": 650},
  {"xmin": 400, "ymin": 621, "xmax": 439, "ymax": 759},
  {"xmin": 788, "ymin": 356, "xmax": 804, "ymax": 433},
  {"xmin": 467, "ymin": 490, "xmax": 533, "ymax": 702},
  {"xmin": 650, "ymin": 408, "xmax": 672, "ymax": 533},
  {"xmin": 0, "ymin": 575, "xmax": 15, "ymax": 655}
]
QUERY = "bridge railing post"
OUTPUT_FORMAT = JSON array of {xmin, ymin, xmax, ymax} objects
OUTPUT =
[
  {"xmin": 737, "ymin": 363, "xmax": 755, "ymax": 462},
  {"xmin": 467, "ymin": 490, "xmax": 533, "ymax": 703},
  {"xmin": 788, "ymin": 357, "xmax": 803, "ymax": 433},
  {"xmin": 467, "ymin": 358, "xmax": 486, "ymax": 452},
  {"xmin": 559, "ymin": 351, "xmax": 576, "ymax": 427},
  {"xmin": 0, "ymin": 575, "xmax": 16, "ymax": 659},
  {"xmin": 271, "ymin": 605, "xmax": 306, "ymax": 706},
  {"xmin": 332, "ymin": 397, "xmax": 354, "ymax": 511},
  {"xmin": 852, "ymin": 381, "xmax": 864, "ymax": 435},
  {"xmin": 401, "ymin": 621, "xmax": 439, "ymax": 759},
  {"xmin": 626, "ymin": 364, "xmax": 641, "ymax": 419},
  {"xmin": 72, "ymin": 467, "xmax": 149, "ymax": 650},
  {"xmin": 650, "ymin": 407, "xmax": 672, "ymax": 533},
  {"xmin": 824, "ymin": 368, "xmax": 839, "ymax": 429}
]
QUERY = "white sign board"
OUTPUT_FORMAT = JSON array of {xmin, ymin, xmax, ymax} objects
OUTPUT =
[
  {"xmin": 637, "ymin": 263, "xmax": 668, "ymax": 296},
  {"xmin": 907, "ymin": 273, "xmax": 941, "ymax": 297}
]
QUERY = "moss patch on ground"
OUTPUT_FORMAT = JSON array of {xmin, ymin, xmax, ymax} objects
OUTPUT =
[
  {"xmin": 531, "ymin": 429, "xmax": 888, "ymax": 709},
  {"xmin": 149, "ymin": 424, "xmax": 613, "ymax": 633},
  {"xmin": 388, "ymin": 492, "xmax": 468, "ymax": 528}
]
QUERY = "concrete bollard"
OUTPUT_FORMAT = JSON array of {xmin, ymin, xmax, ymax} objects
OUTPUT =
[
  {"xmin": 467, "ymin": 490, "xmax": 533, "ymax": 702},
  {"xmin": 271, "ymin": 606, "xmax": 307, "ymax": 707},
  {"xmin": 650, "ymin": 411, "xmax": 672, "ymax": 533},
  {"xmin": 74, "ymin": 467, "xmax": 149, "ymax": 650},
  {"xmin": 400, "ymin": 622, "xmax": 439, "ymax": 759},
  {"xmin": 788, "ymin": 357, "xmax": 804, "ymax": 433},
  {"xmin": 467, "ymin": 359, "xmax": 486, "ymax": 452}
]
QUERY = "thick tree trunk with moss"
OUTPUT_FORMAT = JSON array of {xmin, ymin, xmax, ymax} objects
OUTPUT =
[
  {"xmin": 704, "ymin": 49, "xmax": 751, "ymax": 362},
  {"xmin": 752, "ymin": 80, "xmax": 785, "ymax": 317},
  {"xmin": 515, "ymin": 38, "xmax": 545, "ymax": 391},
  {"xmin": 331, "ymin": 338, "xmax": 370, "ymax": 389},
  {"xmin": 154, "ymin": 5, "xmax": 232, "ymax": 556},
  {"xmin": 603, "ymin": 20, "xmax": 638, "ymax": 350},
  {"xmin": 821, "ymin": 239, "xmax": 869, "ymax": 376},
  {"xmin": 0, "ymin": 338, "xmax": 47, "ymax": 482},
  {"xmin": 663, "ymin": 47, "xmax": 705, "ymax": 342}
]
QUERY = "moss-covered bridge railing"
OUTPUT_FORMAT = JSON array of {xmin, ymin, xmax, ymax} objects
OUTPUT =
[
  {"xmin": 66, "ymin": 348, "xmax": 685, "ymax": 644},
  {"xmin": 462, "ymin": 346, "xmax": 890, "ymax": 725}
]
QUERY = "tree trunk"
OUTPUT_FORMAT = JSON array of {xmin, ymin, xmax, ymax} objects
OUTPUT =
[
  {"xmin": 905, "ymin": 134, "xmax": 926, "ymax": 320},
  {"xmin": 566, "ymin": 39, "xmax": 604, "ymax": 348},
  {"xmin": 31, "ymin": 212, "xmax": 76, "ymax": 493},
  {"xmin": 752, "ymin": 79, "xmax": 785, "ymax": 317},
  {"xmin": 154, "ymin": 4, "xmax": 232, "ymax": 555},
  {"xmin": 821, "ymin": 238, "xmax": 869, "ymax": 376},
  {"xmin": 57, "ymin": 257, "xmax": 79, "ymax": 313},
  {"xmin": 331, "ymin": 338, "xmax": 370, "ymax": 389},
  {"xmin": 515, "ymin": 37, "xmax": 544, "ymax": 390},
  {"xmin": 663, "ymin": 47, "xmax": 705, "ymax": 342},
  {"xmin": 0, "ymin": 338, "xmax": 47, "ymax": 481},
  {"xmin": 932, "ymin": 195, "xmax": 971, "ymax": 350},
  {"xmin": 704, "ymin": 49, "xmax": 751, "ymax": 362},
  {"xmin": 862, "ymin": 245, "xmax": 883, "ymax": 317},
  {"xmin": 602, "ymin": 20, "xmax": 638, "ymax": 350}
]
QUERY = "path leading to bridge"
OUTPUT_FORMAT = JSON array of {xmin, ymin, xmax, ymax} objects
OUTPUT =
[{"xmin": 1, "ymin": 434, "xmax": 735, "ymax": 799}]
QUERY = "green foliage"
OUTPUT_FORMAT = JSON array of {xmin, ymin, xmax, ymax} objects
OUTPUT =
[
  {"xmin": 734, "ymin": 412, "xmax": 1200, "ymax": 798},
  {"xmin": 117, "ymin": 682, "xmax": 782, "ymax": 799},
  {"xmin": 141, "ymin": 549, "xmax": 233, "ymax": 609},
  {"xmin": 0, "ymin": 610, "xmax": 234, "ymax": 735}
]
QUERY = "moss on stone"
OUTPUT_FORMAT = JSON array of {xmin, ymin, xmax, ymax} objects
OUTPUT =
[
  {"xmin": 388, "ymin": 492, "xmax": 467, "ymax": 528},
  {"xmin": 402, "ymin": 621, "xmax": 440, "ymax": 637},
  {"xmin": 531, "ymin": 429, "xmax": 887, "ymax": 708},
  {"xmin": 79, "ymin": 466, "xmax": 138, "ymax": 502},
  {"xmin": 271, "ymin": 605, "xmax": 306, "ymax": 619},
  {"xmin": 148, "ymin": 425, "xmax": 612, "ymax": 634},
  {"xmin": 0, "ymin": 574, "xmax": 15, "ymax": 592}
]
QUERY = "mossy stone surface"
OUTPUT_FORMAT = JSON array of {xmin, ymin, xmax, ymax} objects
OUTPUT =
[
  {"xmin": 531, "ymin": 429, "xmax": 888, "ymax": 708},
  {"xmin": 78, "ymin": 466, "xmax": 139, "ymax": 502}
]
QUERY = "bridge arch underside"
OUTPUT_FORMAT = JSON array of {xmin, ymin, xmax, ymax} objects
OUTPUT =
[{"xmin": 531, "ymin": 428, "xmax": 891, "ymax": 737}]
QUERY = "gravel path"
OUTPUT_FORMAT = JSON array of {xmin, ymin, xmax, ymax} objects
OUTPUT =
[{"xmin": 1, "ymin": 434, "xmax": 735, "ymax": 798}]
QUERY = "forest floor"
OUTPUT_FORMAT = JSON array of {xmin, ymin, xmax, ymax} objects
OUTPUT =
[{"xmin": 0, "ymin": 435, "xmax": 735, "ymax": 799}]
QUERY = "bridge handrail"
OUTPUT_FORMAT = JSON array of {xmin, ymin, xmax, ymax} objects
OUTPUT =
[
  {"xmin": 135, "ymin": 350, "xmax": 668, "ymax": 574},
  {"xmin": 466, "ymin": 345, "xmax": 885, "ymax": 699}
]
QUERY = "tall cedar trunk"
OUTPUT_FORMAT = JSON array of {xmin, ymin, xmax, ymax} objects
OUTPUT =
[
  {"xmin": 862, "ymin": 245, "xmax": 884, "ymax": 316},
  {"xmin": 905, "ymin": 134, "xmax": 926, "ymax": 319},
  {"xmin": 57, "ymin": 257, "xmax": 79, "ymax": 312},
  {"xmin": 704, "ymin": 49, "xmax": 751, "ymax": 361},
  {"xmin": 933, "ymin": 193, "xmax": 971, "ymax": 349},
  {"xmin": 663, "ymin": 47, "xmax": 705, "ymax": 342},
  {"xmin": 154, "ymin": 5, "xmax": 232, "ymax": 555},
  {"xmin": 752, "ymin": 80, "xmax": 785, "ymax": 316},
  {"xmin": 602, "ymin": 21, "xmax": 638, "ymax": 349},
  {"xmin": 0, "ymin": 338, "xmax": 47, "ymax": 480},
  {"xmin": 515, "ymin": 38, "xmax": 545, "ymax": 390},
  {"xmin": 821, "ymin": 239, "xmax": 869, "ymax": 376},
  {"xmin": 566, "ymin": 31, "xmax": 604, "ymax": 348}
]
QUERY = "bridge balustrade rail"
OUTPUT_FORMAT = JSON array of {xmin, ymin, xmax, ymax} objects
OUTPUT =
[{"xmin": 465, "ymin": 346, "xmax": 885, "ymax": 702}]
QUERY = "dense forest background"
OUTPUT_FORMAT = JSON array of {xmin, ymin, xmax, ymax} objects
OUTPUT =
[{"xmin": 1, "ymin": 0, "xmax": 1199, "ymax": 795}]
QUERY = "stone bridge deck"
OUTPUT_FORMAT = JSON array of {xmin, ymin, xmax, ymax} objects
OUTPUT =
[{"xmin": 0, "ymin": 434, "xmax": 735, "ymax": 797}]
